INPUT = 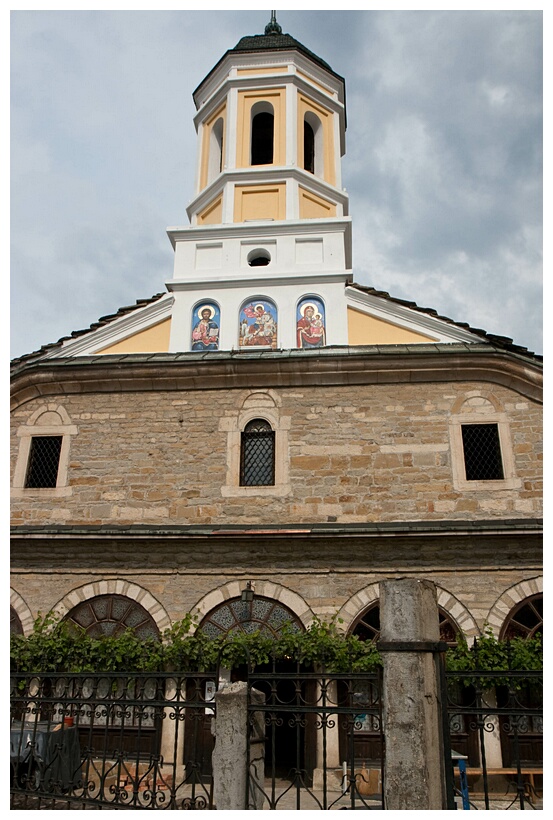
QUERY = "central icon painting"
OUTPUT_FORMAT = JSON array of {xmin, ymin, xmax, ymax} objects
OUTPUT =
[
  {"xmin": 191, "ymin": 303, "xmax": 220, "ymax": 351},
  {"xmin": 239, "ymin": 299, "xmax": 278, "ymax": 348}
]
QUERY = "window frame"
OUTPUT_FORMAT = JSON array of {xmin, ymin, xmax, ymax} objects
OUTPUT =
[
  {"xmin": 12, "ymin": 406, "xmax": 77, "ymax": 497},
  {"xmin": 449, "ymin": 411, "xmax": 520, "ymax": 491},
  {"xmin": 220, "ymin": 401, "xmax": 291, "ymax": 498}
]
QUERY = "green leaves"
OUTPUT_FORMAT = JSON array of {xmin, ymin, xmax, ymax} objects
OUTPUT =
[
  {"xmin": 11, "ymin": 611, "xmax": 381, "ymax": 674},
  {"xmin": 445, "ymin": 627, "xmax": 542, "ymax": 688},
  {"xmin": 12, "ymin": 613, "xmax": 541, "ymax": 677}
]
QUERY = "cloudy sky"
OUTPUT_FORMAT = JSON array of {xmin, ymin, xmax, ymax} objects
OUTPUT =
[{"xmin": 10, "ymin": 7, "xmax": 543, "ymax": 358}]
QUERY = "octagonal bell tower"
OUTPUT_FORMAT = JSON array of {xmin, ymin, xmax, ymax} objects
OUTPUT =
[{"xmin": 167, "ymin": 14, "xmax": 352, "ymax": 351}]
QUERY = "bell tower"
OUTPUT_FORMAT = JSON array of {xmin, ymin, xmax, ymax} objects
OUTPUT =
[{"xmin": 167, "ymin": 14, "xmax": 352, "ymax": 351}]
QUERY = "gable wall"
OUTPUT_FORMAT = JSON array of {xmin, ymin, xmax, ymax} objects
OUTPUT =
[{"xmin": 347, "ymin": 307, "xmax": 434, "ymax": 345}]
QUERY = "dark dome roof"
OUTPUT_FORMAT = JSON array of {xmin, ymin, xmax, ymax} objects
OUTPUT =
[{"xmin": 231, "ymin": 32, "xmax": 335, "ymax": 74}]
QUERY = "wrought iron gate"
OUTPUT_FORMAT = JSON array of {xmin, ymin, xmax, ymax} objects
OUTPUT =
[{"xmin": 246, "ymin": 665, "xmax": 385, "ymax": 810}]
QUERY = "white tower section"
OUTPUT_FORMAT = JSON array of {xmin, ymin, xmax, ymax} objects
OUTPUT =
[{"xmin": 166, "ymin": 27, "xmax": 352, "ymax": 352}]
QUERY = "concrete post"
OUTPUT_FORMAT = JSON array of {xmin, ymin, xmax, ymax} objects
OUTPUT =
[
  {"xmin": 211, "ymin": 681, "xmax": 265, "ymax": 810},
  {"xmin": 379, "ymin": 579, "xmax": 448, "ymax": 810}
]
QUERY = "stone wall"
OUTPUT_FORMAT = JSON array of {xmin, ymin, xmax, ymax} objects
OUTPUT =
[
  {"xmin": 11, "ymin": 380, "xmax": 542, "ymax": 527},
  {"xmin": 10, "ymin": 552, "xmax": 542, "ymax": 639}
]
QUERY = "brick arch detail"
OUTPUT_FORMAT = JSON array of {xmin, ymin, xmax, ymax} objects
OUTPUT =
[
  {"xmin": 192, "ymin": 580, "xmax": 314, "ymax": 629},
  {"xmin": 51, "ymin": 579, "xmax": 171, "ymax": 633},
  {"xmin": 487, "ymin": 576, "xmax": 543, "ymax": 638},
  {"xmin": 337, "ymin": 582, "xmax": 479, "ymax": 638},
  {"xmin": 10, "ymin": 588, "xmax": 35, "ymax": 637},
  {"xmin": 336, "ymin": 583, "xmax": 380, "ymax": 634}
]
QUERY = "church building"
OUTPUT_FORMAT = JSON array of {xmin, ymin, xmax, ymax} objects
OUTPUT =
[{"xmin": 11, "ymin": 14, "xmax": 542, "ymax": 773}]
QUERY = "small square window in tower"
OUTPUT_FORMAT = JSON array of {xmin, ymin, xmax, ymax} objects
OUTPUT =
[
  {"xmin": 24, "ymin": 436, "xmax": 63, "ymax": 488},
  {"xmin": 461, "ymin": 424, "xmax": 504, "ymax": 481},
  {"xmin": 240, "ymin": 419, "xmax": 275, "ymax": 486}
]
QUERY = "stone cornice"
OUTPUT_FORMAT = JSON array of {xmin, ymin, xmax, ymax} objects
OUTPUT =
[
  {"xmin": 10, "ymin": 519, "xmax": 543, "ymax": 540},
  {"xmin": 10, "ymin": 520, "xmax": 542, "ymax": 573},
  {"xmin": 10, "ymin": 344, "xmax": 543, "ymax": 410}
]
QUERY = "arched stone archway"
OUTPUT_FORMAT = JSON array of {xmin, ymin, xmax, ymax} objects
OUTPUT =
[
  {"xmin": 51, "ymin": 579, "xmax": 171, "ymax": 634},
  {"xmin": 192, "ymin": 580, "xmax": 314, "ymax": 630},
  {"xmin": 487, "ymin": 576, "xmax": 543, "ymax": 638},
  {"xmin": 336, "ymin": 582, "xmax": 479, "ymax": 640},
  {"xmin": 10, "ymin": 588, "xmax": 34, "ymax": 637}
]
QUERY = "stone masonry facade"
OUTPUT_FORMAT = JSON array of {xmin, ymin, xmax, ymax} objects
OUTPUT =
[
  {"xmin": 11, "ymin": 380, "xmax": 542, "ymax": 527},
  {"xmin": 11, "ymin": 358, "xmax": 542, "ymax": 643}
]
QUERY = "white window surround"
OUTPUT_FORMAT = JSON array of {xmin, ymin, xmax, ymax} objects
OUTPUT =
[
  {"xmin": 449, "ymin": 411, "xmax": 520, "ymax": 492},
  {"xmin": 220, "ymin": 405, "xmax": 291, "ymax": 497},
  {"xmin": 12, "ymin": 405, "xmax": 77, "ymax": 498}
]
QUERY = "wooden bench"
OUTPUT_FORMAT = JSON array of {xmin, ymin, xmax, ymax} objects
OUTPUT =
[{"xmin": 464, "ymin": 768, "xmax": 542, "ymax": 803}]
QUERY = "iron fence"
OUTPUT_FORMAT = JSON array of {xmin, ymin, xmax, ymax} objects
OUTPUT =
[
  {"xmin": 444, "ymin": 669, "xmax": 543, "ymax": 810},
  {"xmin": 11, "ymin": 665, "xmax": 542, "ymax": 810},
  {"xmin": 246, "ymin": 666, "xmax": 385, "ymax": 810},
  {"xmin": 10, "ymin": 672, "xmax": 217, "ymax": 810}
]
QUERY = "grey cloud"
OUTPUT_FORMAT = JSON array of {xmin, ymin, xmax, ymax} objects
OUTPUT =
[{"xmin": 10, "ymin": 10, "xmax": 542, "ymax": 357}]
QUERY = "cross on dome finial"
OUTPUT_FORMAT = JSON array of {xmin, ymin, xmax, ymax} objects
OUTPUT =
[{"xmin": 265, "ymin": 11, "xmax": 282, "ymax": 35}]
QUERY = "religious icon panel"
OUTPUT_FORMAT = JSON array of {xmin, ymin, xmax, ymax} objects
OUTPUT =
[
  {"xmin": 297, "ymin": 297, "xmax": 326, "ymax": 348},
  {"xmin": 239, "ymin": 300, "xmax": 278, "ymax": 348},
  {"xmin": 191, "ymin": 303, "xmax": 220, "ymax": 351}
]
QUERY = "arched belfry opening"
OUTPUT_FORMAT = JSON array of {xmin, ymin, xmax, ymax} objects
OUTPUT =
[
  {"xmin": 304, "ymin": 121, "xmax": 315, "ymax": 174},
  {"xmin": 208, "ymin": 117, "xmax": 224, "ymax": 183},
  {"xmin": 304, "ymin": 111, "xmax": 323, "ymax": 177},
  {"xmin": 251, "ymin": 103, "xmax": 274, "ymax": 165}
]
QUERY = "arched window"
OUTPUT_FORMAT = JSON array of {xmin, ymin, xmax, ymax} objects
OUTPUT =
[
  {"xmin": 304, "ymin": 121, "xmax": 315, "ymax": 174},
  {"xmin": 497, "ymin": 594, "xmax": 542, "ymax": 768},
  {"xmin": 200, "ymin": 595, "xmax": 302, "ymax": 640},
  {"xmin": 12, "ymin": 404, "xmax": 77, "ymax": 496},
  {"xmin": 350, "ymin": 603, "xmax": 460, "ymax": 647},
  {"xmin": 304, "ymin": 112, "xmax": 323, "ymax": 178},
  {"xmin": 500, "ymin": 594, "xmax": 542, "ymax": 640},
  {"xmin": 240, "ymin": 419, "xmax": 275, "ymax": 486},
  {"xmin": 64, "ymin": 594, "xmax": 160, "ymax": 640},
  {"xmin": 251, "ymin": 103, "xmax": 274, "ymax": 166},
  {"xmin": 208, "ymin": 117, "xmax": 224, "ymax": 183},
  {"xmin": 59, "ymin": 594, "xmax": 161, "ymax": 754}
]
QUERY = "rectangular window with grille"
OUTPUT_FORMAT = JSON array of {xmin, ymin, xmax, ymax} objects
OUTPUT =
[
  {"xmin": 461, "ymin": 424, "xmax": 504, "ymax": 481},
  {"xmin": 25, "ymin": 436, "xmax": 63, "ymax": 488}
]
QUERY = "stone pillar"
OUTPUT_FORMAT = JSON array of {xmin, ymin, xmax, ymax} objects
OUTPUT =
[
  {"xmin": 379, "ymin": 579, "xmax": 448, "ymax": 810},
  {"xmin": 211, "ymin": 681, "xmax": 265, "ymax": 810}
]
